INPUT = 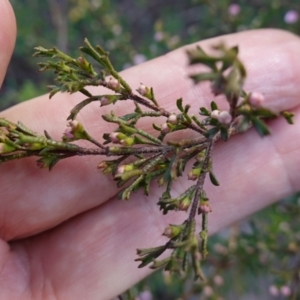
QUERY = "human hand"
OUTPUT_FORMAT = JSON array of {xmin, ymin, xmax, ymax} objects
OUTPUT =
[{"xmin": 1, "ymin": 1, "xmax": 300, "ymax": 299}]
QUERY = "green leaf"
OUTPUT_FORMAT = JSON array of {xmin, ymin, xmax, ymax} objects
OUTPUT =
[
  {"xmin": 209, "ymin": 171, "xmax": 220, "ymax": 186},
  {"xmin": 210, "ymin": 101, "xmax": 218, "ymax": 111},
  {"xmin": 36, "ymin": 155, "xmax": 60, "ymax": 171},
  {"xmin": 190, "ymin": 72, "xmax": 217, "ymax": 83},
  {"xmin": 204, "ymin": 127, "xmax": 219, "ymax": 139},
  {"xmin": 220, "ymin": 126, "xmax": 228, "ymax": 141},
  {"xmin": 281, "ymin": 111, "xmax": 294, "ymax": 124},
  {"xmin": 254, "ymin": 108, "xmax": 277, "ymax": 118},
  {"xmin": 150, "ymin": 257, "xmax": 171, "ymax": 269},
  {"xmin": 186, "ymin": 46, "xmax": 218, "ymax": 70},
  {"xmin": 199, "ymin": 107, "xmax": 210, "ymax": 116},
  {"xmin": 176, "ymin": 98, "xmax": 183, "ymax": 112},
  {"xmin": 152, "ymin": 123, "xmax": 161, "ymax": 131},
  {"xmin": 251, "ymin": 117, "xmax": 270, "ymax": 137},
  {"xmin": 67, "ymin": 98, "xmax": 94, "ymax": 120}
]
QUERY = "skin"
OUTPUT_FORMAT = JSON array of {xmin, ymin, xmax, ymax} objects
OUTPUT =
[{"xmin": 0, "ymin": 1, "xmax": 300, "ymax": 299}]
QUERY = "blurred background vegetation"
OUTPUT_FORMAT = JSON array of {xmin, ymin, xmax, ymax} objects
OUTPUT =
[{"xmin": 1, "ymin": 0, "xmax": 300, "ymax": 299}]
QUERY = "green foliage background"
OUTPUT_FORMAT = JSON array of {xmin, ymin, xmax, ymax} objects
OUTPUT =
[{"xmin": 1, "ymin": 1, "xmax": 300, "ymax": 299}]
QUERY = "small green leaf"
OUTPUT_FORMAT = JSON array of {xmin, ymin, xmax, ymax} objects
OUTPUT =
[
  {"xmin": 190, "ymin": 72, "xmax": 217, "ymax": 83},
  {"xmin": 210, "ymin": 101, "xmax": 218, "ymax": 111},
  {"xmin": 184, "ymin": 104, "xmax": 191, "ymax": 114},
  {"xmin": 209, "ymin": 171, "xmax": 220, "ymax": 186},
  {"xmin": 152, "ymin": 123, "xmax": 161, "ymax": 131},
  {"xmin": 36, "ymin": 155, "xmax": 60, "ymax": 171},
  {"xmin": 204, "ymin": 127, "xmax": 219, "ymax": 139},
  {"xmin": 281, "ymin": 111, "xmax": 294, "ymax": 124},
  {"xmin": 150, "ymin": 257, "xmax": 171, "ymax": 269},
  {"xmin": 254, "ymin": 107, "xmax": 277, "ymax": 118},
  {"xmin": 251, "ymin": 117, "xmax": 270, "ymax": 137},
  {"xmin": 199, "ymin": 107, "xmax": 210, "ymax": 116},
  {"xmin": 67, "ymin": 98, "xmax": 93, "ymax": 120},
  {"xmin": 176, "ymin": 98, "xmax": 183, "ymax": 112},
  {"xmin": 220, "ymin": 127, "xmax": 229, "ymax": 141}
]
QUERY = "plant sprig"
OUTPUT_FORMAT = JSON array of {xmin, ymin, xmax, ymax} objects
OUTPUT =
[{"xmin": 0, "ymin": 40, "xmax": 294, "ymax": 280}]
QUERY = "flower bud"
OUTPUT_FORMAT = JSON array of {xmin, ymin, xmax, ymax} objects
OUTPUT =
[
  {"xmin": 100, "ymin": 96, "xmax": 110, "ymax": 106},
  {"xmin": 210, "ymin": 110, "xmax": 220, "ymax": 119},
  {"xmin": 97, "ymin": 161, "xmax": 108, "ymax": 170},
  {"xmin": 248, "ymin": 92, "xmax": 265, "ymax": 107},
  {"xmin": 177, "ymin": 196, "xmax": 191, "ymax": 211},
  {"xmin": 109, "ymin": 132, "xmax": 127, "ymax": 144},
  {"xmin": 213, "ymin": 275, "xmax": 224, "ymax": 286},
  {"xmin": 199, "ymin": 202, "xmax": 212, "ymax": 213},
  {"xmin": 217, "ymin": 111, "xmax": 232, "ymax": 125},
  {"xmin": 167, "ymin": 114, "xmax": 177, "ymax": 125},
  {"xmin": 137, "ymin": 290, "xmax": 153, "ymax": 300},
  {"xmin": 188, "ymin": 167, "xmax": 201, "ymax": 180},
  {"xmin": 63, "ymin": 128, "xmax": 75, "ymax": 140},
  {"xmin": 137, "ymin": 83, "xmax": 148, "ymax": 96},
  {"xmin": 0, "ymin": 142, "xmax": 16, "ymax": 154},
  {"xmin": 63, "ymin": 120, "xmax": 88, "ymax": 141},
  {"xmin": 161, "ymin": 123, "xmax": 170, "ymax": 134},
  {"xmin": 106, "ymin": 78, "xmax": 120, "ymax": 89},
  {"xmin": 284, "ymin": 10, "xmax": 299, "ymax": 24},
  {"xmin": 269, "ymin": 285, "xmax": 279, "ymax": 297},
  {"xmin": 280, "ymin": 285, "xmax": 291, "ymax": 297},
  {"xmin": 77, "ymin": 56, "xmax": 90, "ymax": 70},
  {"xmin": 203, "ymin": 286, "xmax": 213, "ymax": 296},
  {"xmin": 116, "ymin": 164, "xmax": 134, "ymax": 175},
  {"xmin": 228, "ymin": 4, "xmax": 241, "ymax": 16},
  {"xmin": 120, "ymin": 136, "xmax": 135, "ymax": 146},
  {"xmin": 162, "ymin": 224, "xmax": 183, "ymax": 239}
]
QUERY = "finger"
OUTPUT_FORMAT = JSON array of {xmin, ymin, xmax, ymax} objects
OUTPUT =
[
  {"xmin": 1, "ymin": 29, "xmax": 300, "ymax": 241},
  {"xmin": 0, "ymin": 0, "xmax": 16, "ymax": 87}
]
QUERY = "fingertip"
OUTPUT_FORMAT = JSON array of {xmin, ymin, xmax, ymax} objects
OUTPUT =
[{"xmin": 0, "ymin": 0, "xmax": 16, "ymax": 87}]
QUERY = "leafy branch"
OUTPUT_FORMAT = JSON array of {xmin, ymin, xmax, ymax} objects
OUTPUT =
[{"xmin": 0, "ymin": 39, "xmax": 294, "ymax": 280}]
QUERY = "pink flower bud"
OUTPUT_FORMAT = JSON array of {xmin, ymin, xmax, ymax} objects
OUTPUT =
[
  {"xmin": 97, "ymin": 161, "xmax": 108, "ymax": 169},
  {"xmin": 162, "ymin": 226, "xmax": 173, "ymax": 238},
  {"xmin": 203, "ymin": 286, "xmax": 213, "ymax": 296},
  {"xmin": 109, "ymin": 132, "xmax": 120, "ymax": 143},
  {"xmin": 167, "ymin": 114, "xmax": 177, "ymax": 125},
  {"xmin": 68, "ymin": 120, "xmax": 79, "ymax": 130},
  {"xmin": 199, "ymin": 203, "xmax": 212, "ymax": 213},
  {"xmin": 228, "ymin": 4, "xmax": 241, "ymax": 16},
  {"xmin": 100, "ymin": 96, "xmax": 110, "ymax": 106},
  {"xmin": 137, "ymin": 290, "xmax": 152, "ymax": 300},
  {"xmin": 177, "ymin": 197, "xmax": 191, "ymax": 211},
  {"xmin": 211, "ymin": 110, "xmax": 220, "ymax": 119},
  {"xmin": 217, "ymin": 111, "xmax": 232, "ymax": 125},
  {"xmin": 280, "ymin": 285, "xmax": 291, "ymax": 297},
  {"xmin": 161, "ymin": 123, "xmax": 170, "ymax": 134},
  {"xmin": 213, "ymin": 275, "xmax": 224, "ymax": 286},
  {"xmin": 162, "ymin": 225, "xmax": 183, "ymax": 238},
  {"xmin": 154, "ymin": 31, "xmax": 164, "ymax": 42},
  {"xmin": 63, "ymin": 128, "xmax": 75, "ymax": 140},
  {"xmin": 269, "ymin": 285, "xmax": 279, "ymax": 296},
  {"xmin": 284, "ymin": 10, "xmax": 299, "ymax": 24},
  {"xmin": 248, "ymin": 92, "xmax": 265, "ymax": 107},
  {"xmin": 106, "ymin": 78, "xmax": 120, "ymax": 89},
  {"xmin": 116, "ymin": 165, "xmax": 125, "ymax": 175},
  {"xmin": 137, "ymin": 84, "xmax": 147, "ymax": 96}
]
